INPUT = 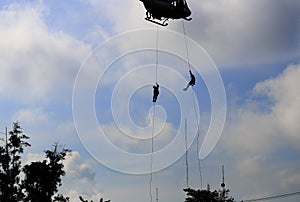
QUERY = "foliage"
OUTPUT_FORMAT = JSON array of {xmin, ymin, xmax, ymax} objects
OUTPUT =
[
  {"xmin": 22, "ymin": 143, "xmax": 71, "ymax": 202},
  {"xmin": 183, "ymin": 187, "xmax": 235, "ymax": 202},
  {"xmin": 0, "ymin": 122, "xmax": 30, "ymax": 202},
  {"xmin": 0, "ymin": 123, "xmax": 71, "ymax": 202},
  {"xmin": 53, "ymin": 194, "xmax": 70, "ymax": 202}
]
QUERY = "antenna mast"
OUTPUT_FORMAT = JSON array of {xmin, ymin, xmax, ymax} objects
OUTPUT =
[
  {"xmin": 221, "ymin": 165, "xmax": 225, "ymax": 188},
  {"xmin": 219, "ymin": 165, "xmax": 227, "ymax": 200}
]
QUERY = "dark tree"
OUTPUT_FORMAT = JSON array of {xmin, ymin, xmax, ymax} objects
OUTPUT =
[
  {"xmin": 0, "ymin": 122, "xmax": 30, "ymax": 202},
  {"xmin": 22, "ymin": 161, "xmax": 52, "ymax": 201},
  {"xmin": 53, "ymin": 194, "xmax": 70, "ymax": 202},
  {"xmin": 79, "ymin": 196, "xmax": 111, "ymax": 202},
  {"xmin": 22, "ymin": 143, "xmax": 70, "ymax": 202},
  {"xmin": 184, "ymin": 188, "xmax": 219, "ymax": 202},
  {"xmin": 184, "ymin": 187, "xmax": 235, "ymax": 202}
]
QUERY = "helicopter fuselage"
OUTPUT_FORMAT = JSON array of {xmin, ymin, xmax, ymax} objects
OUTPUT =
[{"xmin": 141, "ymin": 0, "xmax": 191, "ymax": 20}]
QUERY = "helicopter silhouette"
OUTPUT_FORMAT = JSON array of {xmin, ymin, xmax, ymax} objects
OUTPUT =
[{"xmin": 140, "ymin": 0, "xmax": 192, "ymax": 26}]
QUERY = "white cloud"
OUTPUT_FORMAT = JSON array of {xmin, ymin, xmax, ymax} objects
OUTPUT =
[
  {"xmin": 218, "ymin": 63, "xmax": 300, "ymax": 199},
  {"xmin": 276, "ymin": 167, "xmax": 300, "ymax": 189},
  {"xmin": 11, "ymin": 107, "xmax": 79, "ymax": 154},
  {"xmin": 62, "ymin": 151, "xmax": 103, "ymax": 201},
  {"xmin": 64, "ymin": 151, "xmax": 96, "ymax": 183},
  {"xmin": 83, "ymin": 0, "xmax": 300, "ymax": 67},
  {"xmin": 0, "ymin": 3, "xmax": 91, "ymax": 104},
  {"xmin": 22, "ymin": 150, "xmax": 102, "ymax": 201},
  {"xmin": 11, "ymin": 107, "xmax": 54, "ymax": 149},
  {"xmin": 87, "ymin": 0, "xmax": 151, "ymax": 32},
  {"xmin": 176, "ymin": 0, "xmax": 300, "ymax": 66},
  {"xmin": 12, "ymin": 108, "xmax": 50, "ymax": 124},
  {"xmin": 237, "ymin": 155, "xmax": 265, "ymax": 174},
  {"xmin": 100, "ymin": 119, "xmax": 176, "ymax": 154},
  {"xmin": 224, "ymin": 63, "xmax": 300, "ymax": 155},
  {"xmin": 2, "ymin": 1, "xmax": 300, "ymax": 201},
  {"xmin": 253, "ymin": 63, "xmax": 300, "ymax": 146},
  {"xmin": 23, "ymin": 152, "xmax": 45, "ymax": 165}
]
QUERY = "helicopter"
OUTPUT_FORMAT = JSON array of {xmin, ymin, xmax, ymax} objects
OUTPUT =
[{"xmin": 140, "ymin": 0, "xmax": 192, "ymax": 26}]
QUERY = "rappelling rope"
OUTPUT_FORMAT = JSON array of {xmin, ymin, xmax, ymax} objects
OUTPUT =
[
  {"xmin": 184, "ymin": 118, "xmax": 189, "ymax": 188},
  {"xmin": 150, "ymin": 24, "xmax": 159, "ymax": 202},
  {"xmin": 191, "ymin": 80, "xmax": 203, "ymax": 189},
  {"xmin": 155, "ymin": 25, "xmax": 159, "ymax": 82},
  {"xmin": 149, "ymin": 103, "xmax": 155, "ymax": 202},
  {"xmin": 182, "ymin": 19, "xmax": 203, "ymax": 189},
  {"xmin": 182, "ymin": 20, "xmax": 191, "ymax": 71}
]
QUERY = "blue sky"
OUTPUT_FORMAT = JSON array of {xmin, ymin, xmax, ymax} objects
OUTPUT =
[{"xmin": 0, "ymin": 0, "xmax": 300, "ymax": 201}]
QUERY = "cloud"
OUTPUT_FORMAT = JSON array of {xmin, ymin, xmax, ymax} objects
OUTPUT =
[
  {"xmin": 176, "ymin": 0, "xmax": 300, "ymax": 66},
  {"xmin": 218, "ymin": 63, "xmax": 300, "ymax": 199},
  {"xmin": 64, "ymin": 151, "xmax": 96, "ymax": 184},
  {"xmin": 237, "ymin": 155, "xmax": 266, "ymax": 174},
  {"xmin": 23, "ymin": 150, "xmax": 101, "ymax": 201},
  {"xmin": 0, "ymin": 3, "xmax": 91, "ymax": 104},
  {"xmin": 86, "ymin": 0, "xmax": 151, "ymax": 32},
  {"xmin": 61, "ymin": 151, "xmax": 103, "ymax": 201},
  {"xmin": 23, "ymin": 152, "xmax": 45, "ymax": 165},
  {"xmin": 2, "ymin": 1, "xmax": 299, "ymax": 201},
  {"xmin": 253, "ymin": 63, "xmax": 300, "ymax": 146},
  {"xmin": 276, "ymin": 166, "xmax": 300, "ymax": 189},
  {"xmin": 83, "ymin": 0, "xmax": 300, "ymax": 68},
  {"xmin": 224, "ymin": 63, "xmax": 300, "ymax": 155},
  {"xmin": 12, "ymin": 108, "xmax": 50, "ymax": 124},
  {"xmin": 11, "ymin": 106, "xmax": 79, "ymax": 154},
  {"xmin": 100, "ymin": 119, "xmax": 176, "ymax": 154}
]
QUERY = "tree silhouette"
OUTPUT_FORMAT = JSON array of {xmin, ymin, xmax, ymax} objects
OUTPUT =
[
  {"xmin": 0, "ymin": 122, "xmax": 111, "ymax": 201},
  {"xmin": 184, "ymin": 188, "xmax": 218, "ymax": 202},
  {"xmin": 0, "ymin": 122, "xmax": 30, "ymax": 202},
  {"xmin": 53, "ymin": 194, "xmax": 70, "ymax": 202},
  {"xmin": 183, "ymin": 187, "xmax": 235, "ymax": 202},
  {"xmin": 22, "ymin": 143, "xmax": 70, "ymax": 202},
  {"xmin": 22, "ymin": 161, "xmax": 52, "ymax": 201},
  {"xmin": 79, "ymin": 196, "xmax": 111, "ymax": 202}
]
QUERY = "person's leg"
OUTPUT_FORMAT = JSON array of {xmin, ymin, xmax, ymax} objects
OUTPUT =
[
  {"xmin": 153, "ymin": 95, "xmax": 157, "ymax": 102},
  {"xmin": 183, "ymin": 84, "xmax": 190, "ymax": 91}
]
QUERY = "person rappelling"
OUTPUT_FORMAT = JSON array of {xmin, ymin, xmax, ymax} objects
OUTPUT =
[
  {"xmin": 152, "ymin": 82, "xmax": 159, "ymax": 102},
  {"xmin": 183, "ymin": 70, "xmax": 195, "ymax": 91}
]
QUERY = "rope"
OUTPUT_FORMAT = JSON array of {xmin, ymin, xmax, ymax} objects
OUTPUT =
[
  {"xmin": 155, "ymin": 25, "xmax": 159, "ymax": 83},
  {"xmin": 182, "ymin": 20, "xmax": 191, "ymax": 71},
  {"xmin": 182, "ymin": 19, "xmax": 203, "ymax": 189},
  {"xmin": 184, "ymin": 118, "xmax": 189, "ymax": 188},
  {"xmin": 192, "ymin": 85, "xmax": 203, "ymax": 189},
  {"xmin": 196, "ymin": 130, "xmax": 203, "ymax": 189},
  {"xmin": 150, "ymin": 24, "xmax": 159, "ymax": 202},
  {"xmin": 149, "ymin": 103, "xmax": 156, "ymax": 202}
]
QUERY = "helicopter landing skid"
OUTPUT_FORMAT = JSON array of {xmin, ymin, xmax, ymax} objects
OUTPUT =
[
  {"xmin": 184, "ymin": 17, "xmax": 192, "ymax": 21},
  {"xmin": 145, "ymin": 17, "xmax": 168, "ymax": 26}
]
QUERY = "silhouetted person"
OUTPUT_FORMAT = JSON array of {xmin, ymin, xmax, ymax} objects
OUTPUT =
[
  {"xmin": 183, "ymin": 70, "xmax": 195, "ymax": 91},
  {"xmin": 153, "ymin": 82, "xmax": 159, "ymax": 102}
]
